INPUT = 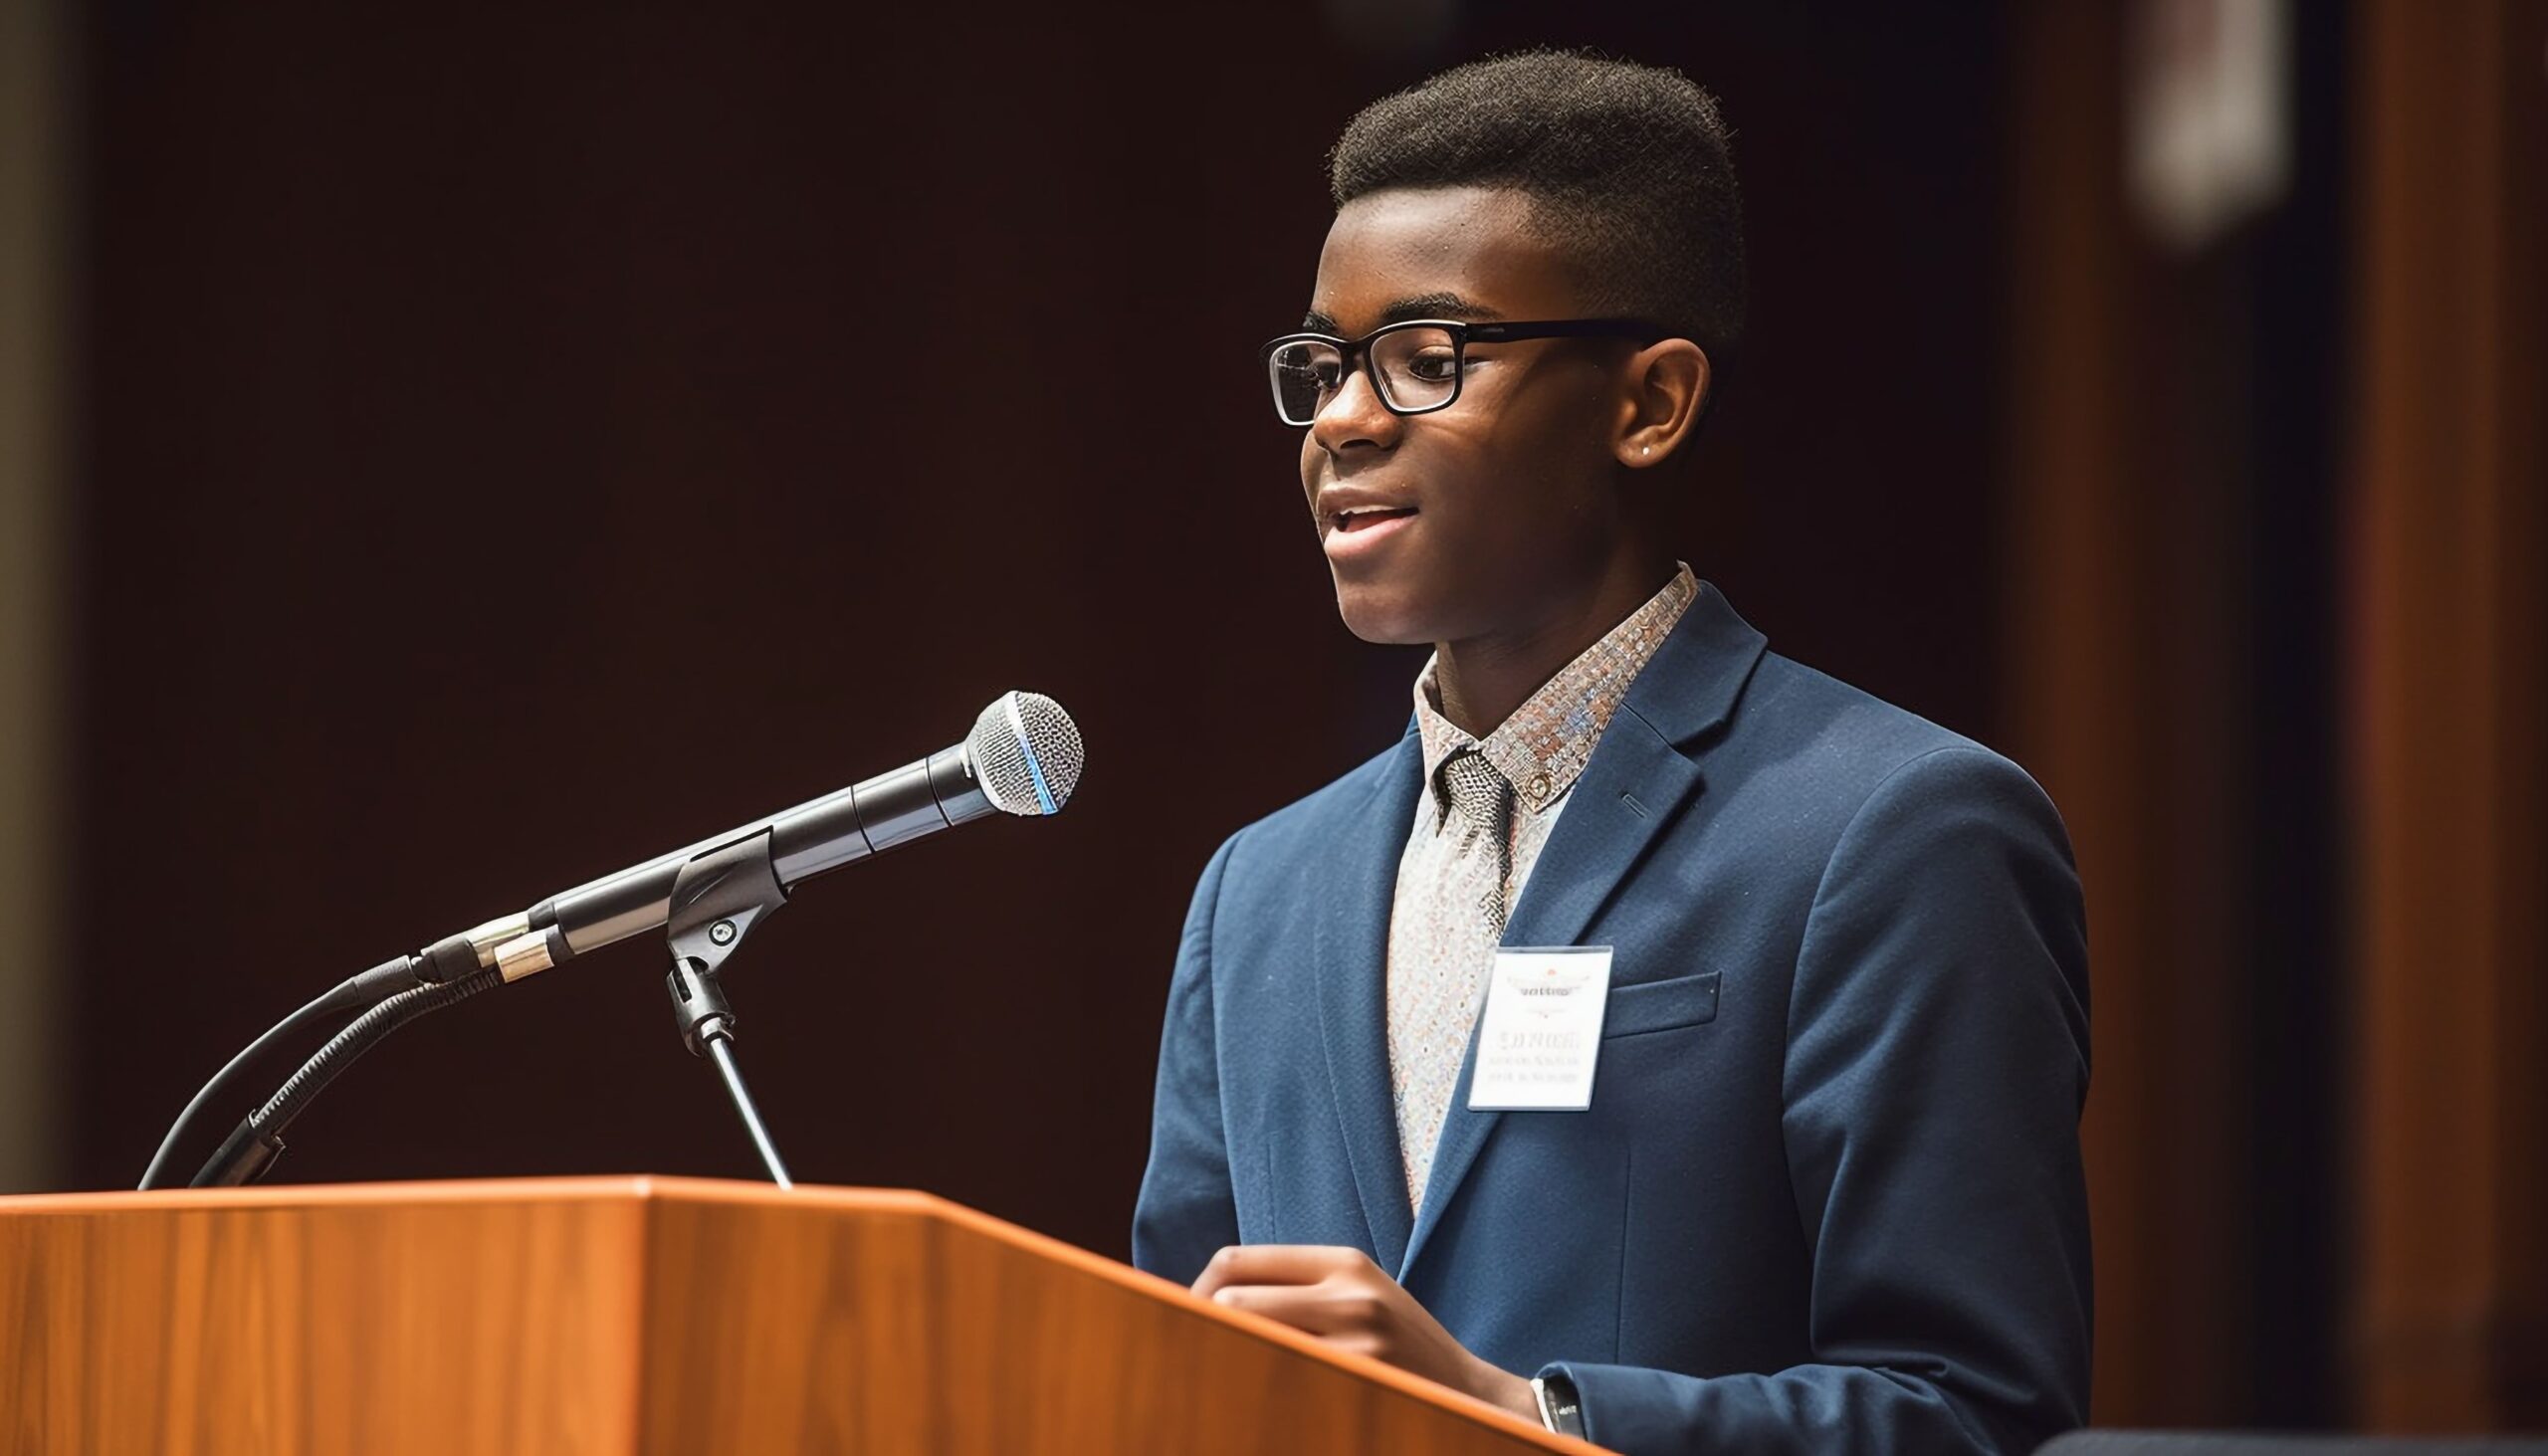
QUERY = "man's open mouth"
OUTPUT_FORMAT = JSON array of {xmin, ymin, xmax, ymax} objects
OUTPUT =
[{"xmin": 1334, "ymin": 507, "xmax": 1419, "ymax": 532}]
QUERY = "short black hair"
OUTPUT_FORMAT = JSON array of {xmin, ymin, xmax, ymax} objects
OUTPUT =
[{"xmin": 1327, "ymin": 50, "xmax": 1747, "ymax": 366}]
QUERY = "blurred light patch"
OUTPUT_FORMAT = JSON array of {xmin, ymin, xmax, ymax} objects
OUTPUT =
[{"xmin": 2128, "ymin": 0, "xmax": 2290, "ymax": 251}]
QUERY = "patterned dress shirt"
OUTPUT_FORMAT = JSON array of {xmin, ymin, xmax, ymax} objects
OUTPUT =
[{"xmin": 1385, "ymin": 561, "xmax": 1701, "ymax": 1208}]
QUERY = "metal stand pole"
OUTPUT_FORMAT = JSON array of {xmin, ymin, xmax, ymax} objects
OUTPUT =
[{"xmin": 662, "ymin": 832, "xmax": 796, "ymax": 1188}]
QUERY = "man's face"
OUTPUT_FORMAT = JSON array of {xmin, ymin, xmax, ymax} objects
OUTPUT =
[{"xmin": 1298, "ymin": 185, "xmax": 1636, "ymax": 647}]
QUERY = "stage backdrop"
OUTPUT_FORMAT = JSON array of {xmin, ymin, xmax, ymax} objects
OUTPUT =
[{"xmin": 68, "ymin": 2, "xmax": 2006, "ymax": 1254}]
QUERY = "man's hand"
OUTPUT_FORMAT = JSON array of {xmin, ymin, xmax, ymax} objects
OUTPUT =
[{"xmin": 1190, "ymin": 1245, "xmax": 1540, "ymax": 1424}]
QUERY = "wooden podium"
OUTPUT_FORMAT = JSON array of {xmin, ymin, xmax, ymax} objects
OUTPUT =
[{"xmin": 0, "ymin": 1175, "xmax": 1592, "ymax": 1455}]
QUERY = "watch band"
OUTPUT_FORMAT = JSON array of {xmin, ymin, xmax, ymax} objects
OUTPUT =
[{"xmin": 1530, "ymin": 1371, "xmax": 1588, "ymax": 1438}]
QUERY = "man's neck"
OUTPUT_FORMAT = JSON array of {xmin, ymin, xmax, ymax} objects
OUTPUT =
[{"xmin": 1431, "ymin": 551, "xmax": 1681, "ymax": 738}]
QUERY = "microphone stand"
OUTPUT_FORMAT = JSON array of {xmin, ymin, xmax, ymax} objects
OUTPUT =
[
  {"xmin": 662, "ymin": 831, "xmax": 794, "ymax": 1188},
  {"xmin": 184, "ymin": 830, "xmax": 802, "ymax": 1190},
  {"xmin": 173, "ymin": 830, "xmax": 802, "ymax": 1191}
]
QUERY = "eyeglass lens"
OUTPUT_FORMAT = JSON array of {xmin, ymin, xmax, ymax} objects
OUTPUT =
[{"xmin": 1268, "ymin": 325, "xmax": 1462, "ymax": 425}]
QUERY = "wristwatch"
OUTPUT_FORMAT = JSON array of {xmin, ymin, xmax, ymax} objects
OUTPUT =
[{"xmin": 1530, "ymin": 1371, "xmax": 1588, "ymax": 1438}]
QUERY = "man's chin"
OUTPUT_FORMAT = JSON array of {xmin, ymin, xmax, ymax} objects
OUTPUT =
[{"xmin": 1332, "ymin": 583, "xmax": 1445, "ymax": 647}]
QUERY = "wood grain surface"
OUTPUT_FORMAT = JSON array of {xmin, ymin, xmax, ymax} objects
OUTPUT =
[
  {"xmin": 0, "ymin": 1177, "xmax": 1592, "ymax": 1455},
  {"xmin": 1, "ymin": 1178, "xmax": 647, "ymax": 1455}
]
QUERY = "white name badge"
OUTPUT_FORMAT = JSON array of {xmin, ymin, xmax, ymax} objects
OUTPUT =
[{"xmin": 1467, "ymin": 945, "xmax": 1614, "ymax": 1112}]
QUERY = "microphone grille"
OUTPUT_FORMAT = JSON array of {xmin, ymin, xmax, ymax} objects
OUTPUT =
[{"xmin": 964, "ymin": 691, "xmax": 1083, "ymax": 816}]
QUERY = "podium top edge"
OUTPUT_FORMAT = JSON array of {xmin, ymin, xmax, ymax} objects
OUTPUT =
[
  {"xmin": 0, "ymin": 1174, "xmax": 1592, "ymax": 1451},
  {"xmin": 0, "ymin": 1174, "xmax": 948, "ymax": 1216}
]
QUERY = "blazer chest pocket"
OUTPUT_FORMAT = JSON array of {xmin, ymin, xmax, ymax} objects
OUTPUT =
[{"xmin": 1601, "ymin": 970, "xmax": 1721, "ymax": 1039}]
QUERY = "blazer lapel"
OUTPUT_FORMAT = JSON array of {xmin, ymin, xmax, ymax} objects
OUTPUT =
[
  {"xmin": 1312, "ymin": 724, "xmax": 1423, "ymax": 1273},
  {"xmin": 1395, "ymin": 584, "xmax": 1770, "ymax": 1282}
]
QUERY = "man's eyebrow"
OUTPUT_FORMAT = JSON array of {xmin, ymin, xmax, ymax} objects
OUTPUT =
[
  {"xmin": 1382, "ymin": 293, "xmax": 1504, "ymax": 323},
  {"xmin": 1299, "ymin": 293, "xmax": 1507, "ymax": 334}
]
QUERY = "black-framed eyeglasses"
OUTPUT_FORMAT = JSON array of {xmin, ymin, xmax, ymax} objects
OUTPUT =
[{"xmin": 1261, "ymin": 317, "xmax": 1666, "ymax": 427}]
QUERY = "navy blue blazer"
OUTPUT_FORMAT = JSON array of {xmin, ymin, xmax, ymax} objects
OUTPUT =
[{"xmin": 1133, "ymin": 583, "xmax": 2091, "ymax": 1456}]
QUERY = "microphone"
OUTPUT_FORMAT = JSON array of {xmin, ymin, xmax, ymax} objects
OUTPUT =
[
  {"xmin": 456, "ymin": 690, "xmax": 1083, "ymax": 983},
  {"xmin": 152, "ymin": 691, "xmax": 1081, "ymax": 1190}
]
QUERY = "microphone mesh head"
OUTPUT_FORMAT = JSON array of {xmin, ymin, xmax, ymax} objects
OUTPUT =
[{"xmin": 964, "ymin": 691, "xmax": 1083, "ymax": 816}]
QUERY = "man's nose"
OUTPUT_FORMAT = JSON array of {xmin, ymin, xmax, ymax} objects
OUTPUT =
[{"xmin": 1311, "ymin": 359, "xmax": 1400, "ymax": 453}]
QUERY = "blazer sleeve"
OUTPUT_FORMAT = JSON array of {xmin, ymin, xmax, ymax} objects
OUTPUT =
[
  {"xmin": 1130, "ymin": 830, "xmax": 1243, "ymax": 1285},
  {"xmin": 1546, "ymin": 745, "xmax": 2094, "ymax": 1456}
]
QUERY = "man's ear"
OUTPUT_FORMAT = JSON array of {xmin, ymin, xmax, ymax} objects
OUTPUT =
[{"xmin": 1611, "ymin": 339, "xmax": 1711, "ymax": 468}]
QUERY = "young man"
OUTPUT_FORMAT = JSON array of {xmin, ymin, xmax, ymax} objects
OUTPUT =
[{"xmin": 1133, "ymin": 52, "xmax": 2090, "ymax": 1456}]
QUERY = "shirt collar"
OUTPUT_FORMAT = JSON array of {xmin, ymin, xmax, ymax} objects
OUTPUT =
[{"xmin": 1411, "ymin": 561, "xmax": 1700, "ymax": 819}]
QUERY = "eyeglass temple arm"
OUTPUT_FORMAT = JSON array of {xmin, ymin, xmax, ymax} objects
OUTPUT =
[{"xmin": 1466, "ymin": 318, "xmax": 1666, "ymax": 344}]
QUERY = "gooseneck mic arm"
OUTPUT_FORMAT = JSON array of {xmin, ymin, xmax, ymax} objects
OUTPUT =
[
  {"xmin": 136, "ymin": 929, "xmax": 521, "ymax": 1190},
  {"xmin": 189, "ymin": 971, "xmax": 502, "ymax": 1187},
  {"xmin": 136, "ymin": 954, "xmax": 425, "ymax": 1190}
]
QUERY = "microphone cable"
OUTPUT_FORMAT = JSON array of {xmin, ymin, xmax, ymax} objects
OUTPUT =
[
  {"xmin": 187, "ymin": 969, "xmax": 502, "ymax": 1187},
  {"xmin": 136, "ymin": 954, "xmax": 424, "ymax": 1191}
]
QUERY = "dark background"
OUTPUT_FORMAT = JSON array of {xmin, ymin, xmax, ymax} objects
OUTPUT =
[{"xmin": 31, "ymin": 0, "xmax": 2544, "ymax": 1435}]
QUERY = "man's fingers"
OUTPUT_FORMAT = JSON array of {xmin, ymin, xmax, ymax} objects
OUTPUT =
[
  {"xmin": 1182, "ymin": 1247, "xmax": 1495, "ymax": 1401},
  {"xmin": 1206, "ymin": 1281, "xmax": 1371, "ymax": 1337},
  {"xmin": 1189, "ymin": 1243, "xmax": 1368, "ymax": 1298}
]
